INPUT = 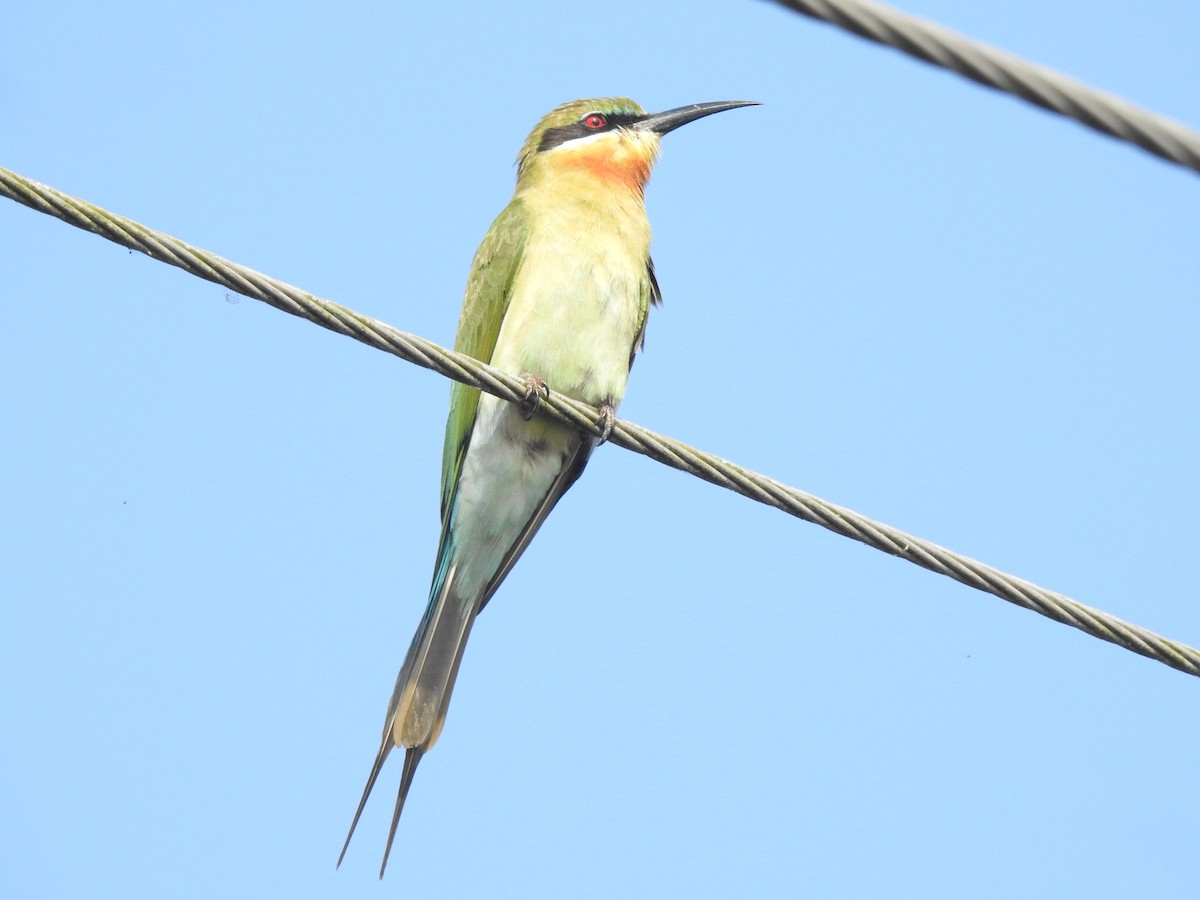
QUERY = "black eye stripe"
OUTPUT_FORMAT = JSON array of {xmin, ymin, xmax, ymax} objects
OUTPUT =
[{"xmin": 537, "ymin": 113, "xmax": 642, "ymax": 153}]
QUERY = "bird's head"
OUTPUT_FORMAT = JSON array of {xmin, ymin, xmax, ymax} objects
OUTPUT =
[{"xmin": 516, "ymin": 97, "xmax": 758, "ymax": 192}]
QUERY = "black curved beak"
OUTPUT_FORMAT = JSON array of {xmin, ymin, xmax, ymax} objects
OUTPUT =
[{"xmin": 633, "ymin": 100, "xmax": 760, "ymax": 136}]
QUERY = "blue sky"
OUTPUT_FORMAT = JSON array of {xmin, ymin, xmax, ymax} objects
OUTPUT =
[{"xmin": 3, "ymin": 2, "xmax": 1198, "ymax": 897}]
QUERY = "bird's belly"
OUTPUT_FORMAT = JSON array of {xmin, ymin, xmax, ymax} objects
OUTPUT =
[
  {"xmin": 450, "ymin": 397, "xmax": 579, "ymax": 597},
  {"xmin": 490, "ymin": 244, "xmax": 645, "ymax": 408}
]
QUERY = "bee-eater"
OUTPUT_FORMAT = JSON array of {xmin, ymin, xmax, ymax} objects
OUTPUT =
[{"xmin": 339, "ymin": 96, "xmax": 757, "ymax": 877}]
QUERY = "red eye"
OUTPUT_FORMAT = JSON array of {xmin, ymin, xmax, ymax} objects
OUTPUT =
[{"xmin": 583, "ymin": 113, "xmax": 607, "ymax": 129}]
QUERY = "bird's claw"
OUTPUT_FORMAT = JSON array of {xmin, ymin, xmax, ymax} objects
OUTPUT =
[
  {"xmin": 595, "ymin": 402, "xmax": 616, "ymax": 444},
  {"xmin": 517, "ymin": 373, "xmax": 549, "ymax": 420}
]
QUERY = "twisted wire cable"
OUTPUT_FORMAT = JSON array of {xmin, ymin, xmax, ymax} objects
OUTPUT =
[
  {"xmin": 2, "ymin": 164, "xmax": 1197, "ymax": 678},
  {"xmin": 767, "ymin": 0, "xmax": 1200, "ymax": 176}
]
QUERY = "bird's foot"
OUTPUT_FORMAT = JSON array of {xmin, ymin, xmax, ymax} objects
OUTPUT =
[
  {"xmin": 595, "ymin": 402, "xmax": 616, "ymax": 444},
  {"xmin": 517, "ymin": 373, "xmax": 549, "ymax": 421}
]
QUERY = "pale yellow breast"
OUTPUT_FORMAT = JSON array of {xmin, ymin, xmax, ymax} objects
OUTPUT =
[{"xmin": 490, "ymin": 177, "xmax": 651, "ymax": 409}]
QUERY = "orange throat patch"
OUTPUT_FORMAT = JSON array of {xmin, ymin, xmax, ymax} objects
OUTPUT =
[{"xmin": 561, "ymin": 136, "xmax": 655, "ymax": 191}]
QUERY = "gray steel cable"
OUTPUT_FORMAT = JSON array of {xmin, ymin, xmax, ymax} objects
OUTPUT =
[
  {"xmin": 768, "ymin": 0, "xmax": 1200, "ymax": 175},
  {"xmin": 2, "ymin": 164, "xmax": 1197, "ymax": 678}
]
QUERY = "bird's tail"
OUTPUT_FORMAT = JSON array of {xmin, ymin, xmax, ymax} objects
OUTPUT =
[
  {"xmin": 386, "ymin": 553, "xmax": 479, "ymax": 753},
  {"xmin": 339, "ymin": 554, "xmax": 478, "ymax": 876}
]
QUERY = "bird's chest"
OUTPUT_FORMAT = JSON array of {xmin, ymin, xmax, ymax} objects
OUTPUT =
[{"xmin": 490, "ymin": 202, "xmax": 649, "ymax": 407}]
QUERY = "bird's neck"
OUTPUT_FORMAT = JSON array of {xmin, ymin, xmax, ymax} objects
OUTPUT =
[{"xmin": 517, "ymin": 159, "xmax": 650, "ymax": 232}]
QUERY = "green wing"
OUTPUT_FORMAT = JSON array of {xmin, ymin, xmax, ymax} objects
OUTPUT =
[
  {"xmin": 439, "ymin": 198, "xmax": 529, "ymax": 519},
  {"xmin": 629, "ymin": 256, "xmax": 660, "ymax": 368}
]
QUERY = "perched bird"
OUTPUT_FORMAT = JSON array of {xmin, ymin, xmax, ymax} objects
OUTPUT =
[{"xmin": 339, "ymin": 96, "xmax": 757, "ymax": 877}]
